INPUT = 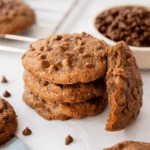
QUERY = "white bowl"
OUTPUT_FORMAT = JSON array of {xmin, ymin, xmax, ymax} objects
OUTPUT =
[{"xmin": 91, "ymin": 4, "xmax": 150, "ymax": 69}]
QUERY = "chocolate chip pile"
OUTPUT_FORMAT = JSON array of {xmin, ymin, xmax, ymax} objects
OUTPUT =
[{"xmin": 95, "ymin": 6, "xmax": 150, "ymax": 47}]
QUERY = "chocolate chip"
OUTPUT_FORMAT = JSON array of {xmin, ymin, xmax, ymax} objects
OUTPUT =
[
  {"xmin": 3, "ymin": 90, "xmax": 11, "ymax": 97},
  {"xmin": 43, "ymin": 81, "xmax": 49, "ymax": 86},
  {"xmin": 41, "ymin": 61, "xmax": 50, "ymax": 68},
  {"xmin": 23, "ymin": 127, "xmax": 32, "ymax": 136},
  {"xmin": 82, "ymin": 53, "xmax": 91, "ymax": 58},
  {"xmin": 59, "ymin": 43, "xmax": 68, "ymax": 51},
  {"xmin": 95, "ymin": 43, "xmax": 102, "ymax": 50},
  {"xmin": 77, "ymin": 39, "xmax": 83, "ymax": 45},
  {"xmin": 55, "ymin": 61, "xmax": 62, "ymax": 69},
  {"xmin": 1, "ymin": 76, "xmax": 8, "ymax": 83},
  {"xmin": 39, "ymin": 55, "xmax": 46, "ymax": 60},
  {"xmin": 40, "ymin": 46, "xmax": 44, "ymax": 51},
  {"xmin": 65, "ymin": 135, "xmax": 73, "ymax": 145},
  {"xmin": 54, "ymin": 35, "xmax": 62, "ymax": 40},
  {"xmin": 85, "ymin": 63, "xmax": 94, "ymax": 68},
  {"xmin": 29, "ymin": 47, "xmax": 35, "ymax": 51},
  {"xmin": 145, "ymin": 19, "xmax": 150, "ymax": 26},
  {"xmin": 64, "ymin": 53, "xmax": 73, "ymax": 59},
  {"xmin": 126, "ymin": 37, "xmax": 133, "ymax": 45}
]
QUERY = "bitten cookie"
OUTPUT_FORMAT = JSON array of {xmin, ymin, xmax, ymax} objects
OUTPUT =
[
  {"xmin": 0, "ymin": 0, "xmax": 35, "ymax": 35},
  {"xmin": 23, "ymin": 85, "xmax": 108, "ymax": 119},
  {"xmin": 0, "ymin": 97, "xmax": 18, "ymax": 146},
  {"xmin": 23, "ymin": 70, "xmax": 106, "ymax": 103},
  {"xmin": 105, "ymin": 41, "xmax": 143, "ymax": 131},
  {"xmin": 103, "ymin": 141, "xmax": 150, "ymax": 150},
  {"xmin": 22, "ymin": 33, "xmax": 109, "ymax": 84}
]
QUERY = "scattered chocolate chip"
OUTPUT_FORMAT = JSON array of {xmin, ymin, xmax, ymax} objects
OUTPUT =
[
  {"xmin": 65, "ymin": 135, "xmax": 73, "ymax": 145},
  {"xmin": 23, "ymin": 127, "xmax": 32, "ymax": 136},
  {"xmin": 41, "ymin": 61, "xmax": 50, "ymax": 68},
  {"xmin": 1, "ymin": 76, "xmax": 8, "ymax": 83},
  {"xmin": 3, "ymin": 90, "xmax": 11, "ymax": 97}
]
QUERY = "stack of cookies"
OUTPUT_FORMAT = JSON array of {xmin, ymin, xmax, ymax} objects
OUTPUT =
[
  {"xmin": 22, "ymin": 33, "xmax": 109, "ymax": 121},
  {"xmin": 22, "ymin": 33, "xmax": 143, "ymax": 131}
]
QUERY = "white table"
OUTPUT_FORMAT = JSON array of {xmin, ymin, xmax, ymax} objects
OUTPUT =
[{"xmin": 0, "ymin": 0, "xmax": 150, "ymax": 150}]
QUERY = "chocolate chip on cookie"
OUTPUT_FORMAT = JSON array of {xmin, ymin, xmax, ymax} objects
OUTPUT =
[
  {"xmin": 0, "ymin": 0, "xmax": 35, "ymax": 35},
  {"xmin": 0, "ymin": 97, "xmax": 18, "ymax": 146},
  {"xmin": 65, "ymin": 135, "xmax": 73, "ymax": 145}
]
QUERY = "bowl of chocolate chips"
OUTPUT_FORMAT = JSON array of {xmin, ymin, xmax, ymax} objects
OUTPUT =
[{"xmin": 91, "ymin": 4, "xmax": 150, "ymax": 68}]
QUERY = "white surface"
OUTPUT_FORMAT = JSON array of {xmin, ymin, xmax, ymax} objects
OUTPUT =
[{"xmin": 0, "ymin": 0, "xmax": 150, "ymax": 150}]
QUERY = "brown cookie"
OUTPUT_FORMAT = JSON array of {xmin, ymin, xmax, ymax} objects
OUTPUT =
[
  {"xmin": 0, "ymin": 97, "xmax": 18, "ymax": 146},
  {"xmin": 23, "ymin": 70, "xmax": 106, "ymax": 103},
  {"xmin": 0, "ymin": 0, "xmax": 35, "ymax": 35},
  {"xmin": 22, "ymin": 33, "xmax": 109, "ymax": 84},
  {"xmin": 23, "ymin": 85, "xmax": 108, "ymax": 119},
  {"xmin": 103, "ymin": 141, "xmax": 150, "ymax": 150},
  {"xmin": 105, "ymin": 41, "xmax": 143, "ymax": 131}
]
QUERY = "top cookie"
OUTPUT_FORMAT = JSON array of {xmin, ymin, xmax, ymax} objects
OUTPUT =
[
  {"xmin": 22, "ymin": 33, "xmax": 109, "ymax": 84},
  {"xmin": 105, "ymin": 41, "xmax": 143, "ymax": 131},
  {"xmin": 103, "ymin": 141, "xmax": 150, "ymax": 150},
  {"xmin": 0, "ymin": 0, "xmax": 35, "ymax": 35},
  {"xmin": 0, "ymin": 97, "xmax": 18, "ymax": 146}
]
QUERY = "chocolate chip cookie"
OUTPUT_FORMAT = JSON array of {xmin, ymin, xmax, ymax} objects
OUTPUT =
[
  {"xmin": 23, "ymin": 70, "xmax": 106, "ymax": 103},
  {"xmin": 22, "ymin": 33, "xmax": 109, "ymax": 84},
  {"xmin": 105, "ymin": 41, "xmax": 143, "ymax": 131},
  {"xmin": 23, "ymin": 85, "xmax": 108, "ymax": 119},
  {"xmin": 103, "ymin": 141, "xmax": 150, "ymax": 150},
  {"xmin": 0, "ymin": 0, "xmax": 35, "ymax": 35},
  {"xmin": 0, "ymin": 97, "xmax": 18, "ymax": 146}
]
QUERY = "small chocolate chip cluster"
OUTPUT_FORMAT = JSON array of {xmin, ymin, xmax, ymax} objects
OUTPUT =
[{"xmin": 95, "ymin": 5, "xmax": 150, "ymax": 47}]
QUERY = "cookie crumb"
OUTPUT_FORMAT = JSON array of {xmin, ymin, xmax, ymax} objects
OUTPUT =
[
  {"xmin": 3, "ymin": 90, "xmax": 11, "ymax": 97},
  {"xmin": 1, "ymin": 76, "xmax": 8, "ymax": 83},
  {"xmin": 65, "ymin": 135, "xmax": 73, "ymax": 145},
  {"xmin": 23, "ymin": 127, "xmax": 32, "ymax": 136}
]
